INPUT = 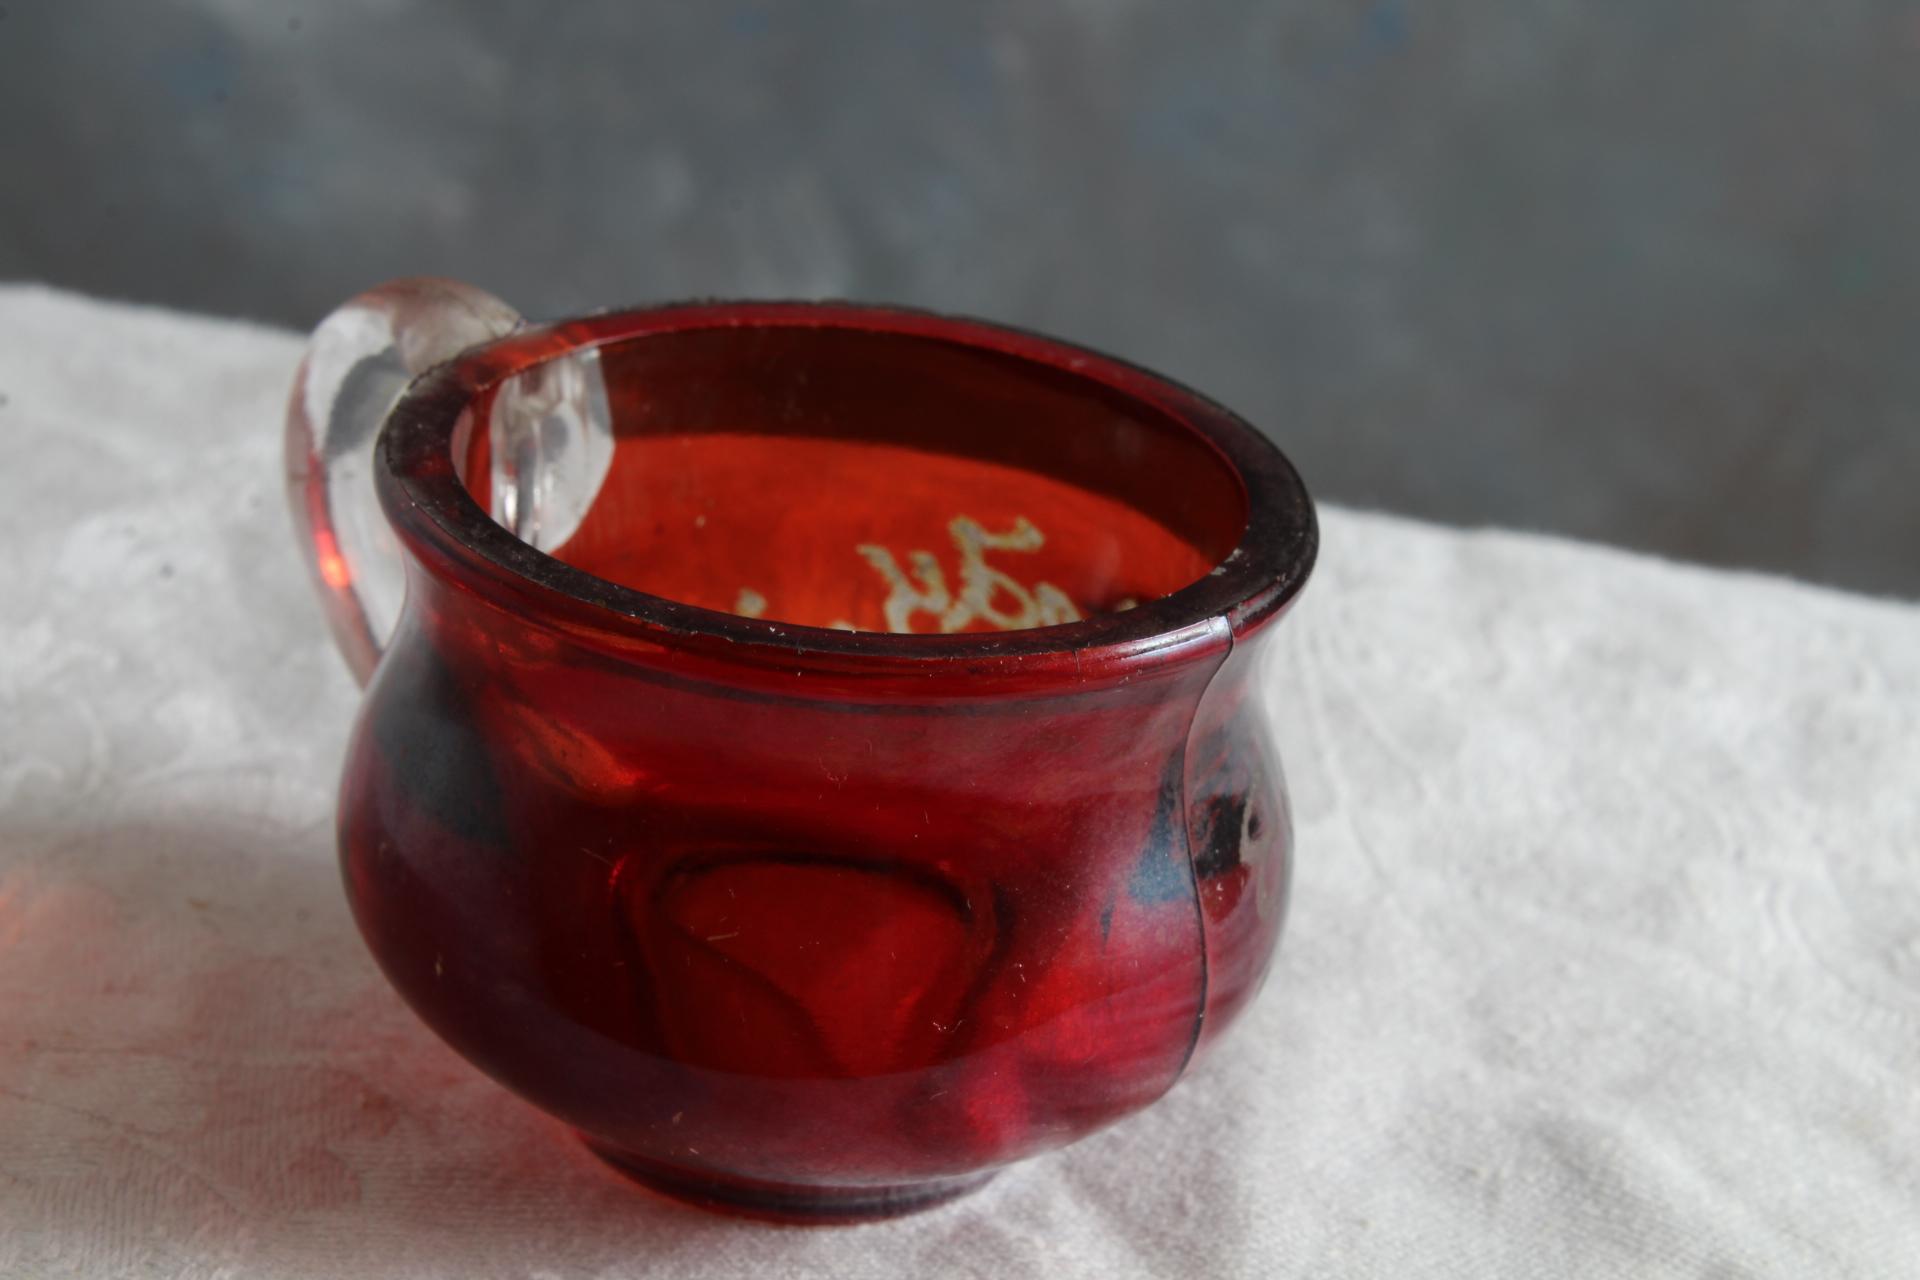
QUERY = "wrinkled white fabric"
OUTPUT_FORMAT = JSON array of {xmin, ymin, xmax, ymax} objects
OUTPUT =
[{"xmin": 1, "ymin": 285, "xmax": 1915, "ymax": 1279}]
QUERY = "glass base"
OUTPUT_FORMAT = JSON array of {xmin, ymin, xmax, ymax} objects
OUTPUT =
[{"xmin": 581, "ymin": 1137, "xmax": 997, "ymax": 1223}]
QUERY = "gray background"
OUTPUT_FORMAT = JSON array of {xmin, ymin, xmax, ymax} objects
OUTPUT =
[{"xmin": 4, "ymin": 0, "xmax": 1916, "ymax": 596}]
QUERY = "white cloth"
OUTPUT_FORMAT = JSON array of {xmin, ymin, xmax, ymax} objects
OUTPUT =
[{"xmin": 1, "ymin": 284, "xmax": 1916, "ymax": 1279}]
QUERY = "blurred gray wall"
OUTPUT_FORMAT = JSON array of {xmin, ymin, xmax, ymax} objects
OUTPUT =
[{"xmin": 4, "ymin": 0, "xmax": 1916, "ymax": 596}]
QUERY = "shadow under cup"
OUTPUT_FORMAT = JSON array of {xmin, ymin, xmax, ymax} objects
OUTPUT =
[{"xmin": 344, "ymin": 303, "xmax": 1313, "ymax": 1223}]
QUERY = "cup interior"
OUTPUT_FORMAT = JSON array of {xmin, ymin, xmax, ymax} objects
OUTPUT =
[{"xmin": 465, "ymin": 325, "xmax": 1249, "ymax": 635}]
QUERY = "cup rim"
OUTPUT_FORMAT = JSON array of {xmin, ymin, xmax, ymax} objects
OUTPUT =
[{"xmin": 377, "ymin": 300, "xmax": 1316, "ymax": 681}]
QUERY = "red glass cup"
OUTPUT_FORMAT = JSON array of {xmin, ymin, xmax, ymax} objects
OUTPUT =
[{"xmin": 285, "ymin": 281, "xmax": 1316, "ymax": 1221}]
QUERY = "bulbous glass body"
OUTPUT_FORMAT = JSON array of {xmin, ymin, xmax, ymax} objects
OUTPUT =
[{"xmin": 293, "ymin": 296, "xmax": 1316, "ymax": 1220}]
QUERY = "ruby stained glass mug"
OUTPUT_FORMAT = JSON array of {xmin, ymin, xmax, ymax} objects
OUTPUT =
[{"xmin": 285, "ymin": 279, "xmax": 1317, "ymax": 1221}]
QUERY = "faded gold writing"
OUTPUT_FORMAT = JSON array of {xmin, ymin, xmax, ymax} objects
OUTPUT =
[{"xmin": 857, "ymin": 516, "xmax": 1082, "ymax": 634}]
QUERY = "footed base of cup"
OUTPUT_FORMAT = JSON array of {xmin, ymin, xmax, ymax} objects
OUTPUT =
[{"xmin": 581, "ymin": 1136, "xmax": 996, "ymax": 1223}]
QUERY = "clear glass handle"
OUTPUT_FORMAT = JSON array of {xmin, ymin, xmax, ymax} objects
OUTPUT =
[
  {"xmin": 286, "ymin": 278, "xmax": 618, "ymax": 684},
  {"xmin": 284, "ymin": 279, "xmax": 522, "ymax": 683}
]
